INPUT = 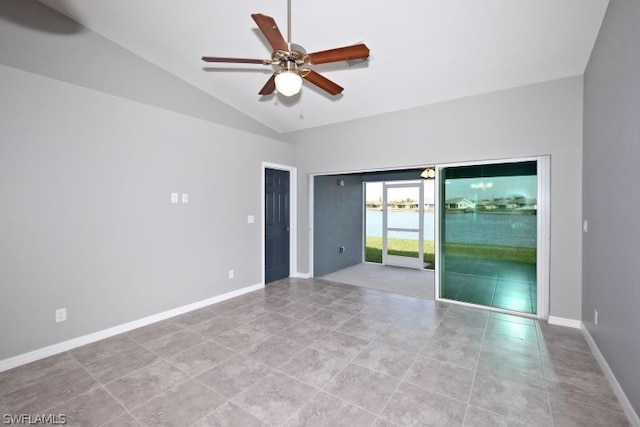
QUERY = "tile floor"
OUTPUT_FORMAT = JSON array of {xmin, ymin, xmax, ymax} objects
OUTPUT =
[
  {"xmin": 322, "ymin": 263, "xmax": 435, "ymax": 300},
  {"xmin": 0, "ymin": 278, "xmax": 629, "ymax": 426},
  {"xmin": 442, "ymin": 256, "xmax": 538, "ymax": 314}
]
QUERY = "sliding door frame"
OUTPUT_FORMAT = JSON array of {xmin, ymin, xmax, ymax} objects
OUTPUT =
[{"xmin": 434, "ymin": 155, "xmax": 550, "ymax": 320}]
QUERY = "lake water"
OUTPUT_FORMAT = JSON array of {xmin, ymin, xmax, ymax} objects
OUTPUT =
[{"xmin": 366, "ymin": 211, "xmax": 537, "ymax": 248}]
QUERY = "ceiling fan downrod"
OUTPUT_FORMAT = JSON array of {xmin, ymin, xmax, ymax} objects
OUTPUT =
[{"xmin": 287, "ymin": 0, "xmax": 292, "ymax": 46}]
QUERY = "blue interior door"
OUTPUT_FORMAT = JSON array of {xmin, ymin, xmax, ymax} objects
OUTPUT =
[{"xmin": 265, "ymin": 168, "xmax": 290, "ymax": 283}]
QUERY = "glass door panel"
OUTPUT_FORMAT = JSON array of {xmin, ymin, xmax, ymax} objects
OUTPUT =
[
  {"xmin": 439, "ymin": 161, "xmax": 538, "ymax": 314},
  {"xmin": 383, "ymin": 182, "xmax": 424, "ymax": 269}
]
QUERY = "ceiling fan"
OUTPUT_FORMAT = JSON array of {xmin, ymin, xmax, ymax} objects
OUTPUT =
[{"xmin": 201, "ymin": 1, "xmax": 370, "ymax": 97}]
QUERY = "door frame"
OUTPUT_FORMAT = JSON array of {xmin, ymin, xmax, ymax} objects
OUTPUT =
[
  {"xmin": 434, "ymin": 155, "xmax": 550, "ymax": 320},
  {"xmin": 262, "ymin": 162, "xmax": 298, "ymax": 285},
  {"xmin": 382, "ymin": 181, "xmax": 425, "ymax": 269}
]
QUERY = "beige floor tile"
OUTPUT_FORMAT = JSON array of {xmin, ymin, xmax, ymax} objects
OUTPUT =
[
  {"xmin": 233, "ymin": 372, "xmax": 317, "ymax": 425},
  {"xmin": 105, "ymin": 360, "xmax": 189, "ymax": 410},
  {"xmin": 277, "ymin": 321, "xmax": 332, "ymax": 346},
  {"xmin": 405, "ymin": 356, "xmax": 474, "ymax": 401},
  {"xmin": 548, "ymin": 393, "xmax": 630, "ymax": 427},
  {"xmin": 193, "ymin": 401, "xmax": 268, "ymax": 427},
  {"xmin": 131, "ymin": 379, "xmax": 226, "ymax": 426},
  {"xmin": 243, "ymin": 335, "xmax": 305, "ymax": 368},
  {"xmin": 353, "ymin": 341, "xmax": 416, "ymax": 378},
  {"xmin": 284, "ymin": 391, "xmax": 377, "ymax": 426},
  {"xmin": 324, "ymin": 363, "xmax": 399, "ymax": 415},
  {"xmin": 85, "ymin": 344, "xmax": 159, "ymax": 384},
  {"xmin": 70, "ymin": 334, "xmax": 138, "ymax": 365},
  {"xmin": 0, "ymin": 352, "xmax": 82, "ymax": 395},
  {"xmin": 464, "ymin": 405, "xmax": 527, "ymax": 426},
  {"xmin": 196, "ymin": 355, "xmax": 272, "ymax": 398},
  {"xmin": 168, "ymin": 341, "xmax": 236, "ymax": 377},
  {"xmin": 48, "ymin": 387, "xmax": 125, "ymax": 427},
  {"xmin": 469, "ymin": 373, "xmax": 552, "ymax": 426},
  {"xmin": 3, "ymin": 366, "xmax": 98, "ymax": 414},
  {"xmin": 126, "ymin": 319, "xmax": 183, "ymax": 344},
  {"xmin": 143, "ymin": 329, "xmax": 203, "ymax": 358},
  {"xmin": 311, "ymin": 331, "xmax": 370, "ymax": 360},
  {"xmin": 381, "ymin": 382, "xmax": 467, "ymax": 426},
  {"xmin": 279, "ymin": 348, "xmax": 348, "ymax": 388}
]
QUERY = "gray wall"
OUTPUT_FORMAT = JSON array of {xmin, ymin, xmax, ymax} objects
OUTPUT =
[
  {"xmin": 0, "ymin": 36, "xmax": 295, "ymax": 359},
  {"xmin": 287, "ymin": 76, "xmax": 584, "ymax": 321},
  {"xmin": 0, "ymin": 0, "xmax": 278, "ymax": 140},
  {"xmin": 313, "ymin": 175, "xmax": 364, "ymax": 276},
  {"xmin": 583, "ymin": 0, "xmax": 640, "ymax": 415}
]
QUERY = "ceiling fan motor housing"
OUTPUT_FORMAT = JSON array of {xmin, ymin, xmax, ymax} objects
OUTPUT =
[{"xmin": 271, "ymin": 43, "xmax": 307, "ymax": 67}]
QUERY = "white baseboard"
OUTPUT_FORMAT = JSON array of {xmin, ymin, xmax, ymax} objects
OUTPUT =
[
  {"xmin": 293, "ymin": 272, "xmax": 311, "ymax": 279},
  {"xmin": 0, "ymin": 282, "xmax": 264, "ymax": 373},
  {"xmin": 548, "ymin": 315, "xmax": 582, "ymax": 329},
  {"xmin": 582, "ymin": 324, "xmax": 640, "ymax": 426}
]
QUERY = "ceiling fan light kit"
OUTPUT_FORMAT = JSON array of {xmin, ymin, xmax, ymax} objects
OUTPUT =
[
  {"xmin": 201, "ymin": 2, "xmax": 369, "ymax": 98},
  {"xmin": 275, "ymin": 69, "xmax": 302, "ymax": 96}
]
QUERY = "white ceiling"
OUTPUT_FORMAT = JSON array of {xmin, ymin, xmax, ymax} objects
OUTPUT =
[{"xmin": 38, "ymin": 0, "xmax": 608, "ymax": 134}]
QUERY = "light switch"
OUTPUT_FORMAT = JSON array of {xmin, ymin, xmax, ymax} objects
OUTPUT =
[
  {"xmin": 182, "ymin": 193, "xmax": 189, "ymax": 203},
  {"xmin": 248, "ymin": 215, "xmax": 255, "ymax": 224},
  {"xmin": 583, "ymin": 220, "xmax": 588, "ymax": 233},
  {"xmin": 171, "ymin": 193, "xmax": 178, "ymax": 204}
]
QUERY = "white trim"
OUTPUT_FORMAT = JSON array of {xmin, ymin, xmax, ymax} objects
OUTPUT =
[
  {"xmin": 362, "ymin": 182, "xmax": 366, "ymax": 264},
  {"xmin": 548, "ymin": 315, "xmax": 582, "ymax": 329},
  {"xmin": 262, "ymin": 162, "xmax": 298, "ymax": 283},
  {"xmin": 292, "ymin": 272, "xmax": 311, "ymax": 278},
  {"xmin": 434, "ymin": 166, "xmax": 442, "ymax": 300},
  {"xmin": 0, "ymin": 282, "xmax": 264, "ymax": 373},
  {"xmin": 582, "ymin": 324, "xmax": 640, "ymax": 426},
  {"xmin": 381, "ymin": 181, "xmax": 425, "ymax": 270},
  {"xmin": 536, "ymin": 156, "xmax": 551, "ymax": 320},
  {"xmin": 308, "ymin": 174, "xmax": 314, "ymax": 278}
]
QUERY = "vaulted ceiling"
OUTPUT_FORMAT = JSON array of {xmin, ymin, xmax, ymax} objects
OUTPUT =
[{"xmin": 38, "ymin": 0, "xmax": 608, "ymax": 133}]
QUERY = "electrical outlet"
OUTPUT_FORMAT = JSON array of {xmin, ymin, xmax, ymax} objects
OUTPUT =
[
  {"xmin": 181, "ymin": 193, "xmax": 189, "ymax": 203},
  {"xmin": 171, "ymin": 193, "xmax": 178, "ymax": 204},
  {"xmin": 594, "ymin": 309, "xmax": 598, "ymax": 325},
  {"xmin": 55, "ymin": 308, "xmax": 67, "ymax": 323},
  {"xmin": 228, "ymin": 270, "xmax": 234, "ymax": 279}
]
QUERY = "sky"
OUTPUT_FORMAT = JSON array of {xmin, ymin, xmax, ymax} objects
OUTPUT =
[
  {"xmin": 445, "ymin": 176, "xmax": 537, "ymax": 201},
  {"xmin": 365, "ymin": 176, "xmax": 537, "ymax": 203}
]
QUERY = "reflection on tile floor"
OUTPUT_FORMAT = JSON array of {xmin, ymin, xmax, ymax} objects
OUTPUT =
[
  {"xmin": 0, "ymin": 278, "xmax": 629, "ymax": 426},
  {"xmin": 442, "ymin": 255, "xmax": 537, "ymax": 314}
]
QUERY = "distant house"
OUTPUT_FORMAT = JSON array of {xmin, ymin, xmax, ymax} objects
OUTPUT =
[
  {"xmin": 389, "ymin": 200, "xmax": 419, "ymax": 210},
  {"xmin": 494, "ymin": 198, "xmax": 518, "ymax": 209},
  {"xmin": 476, "ymin": 200, "xmax": 497, "ymax": 210},
  {"xmin": 515, "ymin": 197, "xmax": 537, "ymax": 209},
  {"xmin": 445, "ymin": 197, "xmax": 475, "ymax": 209}
]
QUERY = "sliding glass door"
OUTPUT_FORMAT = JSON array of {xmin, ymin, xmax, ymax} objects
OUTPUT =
[{"xmin": 439, "ymin": 160, "xmax": 541, "ymax": 314}]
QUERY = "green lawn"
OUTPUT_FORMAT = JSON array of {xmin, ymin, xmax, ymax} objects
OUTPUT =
[{"xmin": 365, "ymin": 236, "xmax": 536, "ymax": 265}]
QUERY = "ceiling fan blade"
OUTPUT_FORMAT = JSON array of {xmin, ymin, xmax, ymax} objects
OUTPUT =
[
  {"xmin": 251, "ymin": 13, "xmax": 288, "ymax": 52},
  {"xmin": 305, "ymin": 43, "xmax": 370, "ymax": 65},
  {"xmin": 301, "ymin": 70, "xmax": 344, "ymax": 96},
  {"xmin": 259, "ymin": 74, "xmax": 277, "ymax": 95},
  {"xmin": 202, "ymin": 56, "xmax": 269, "ymax": 65}
]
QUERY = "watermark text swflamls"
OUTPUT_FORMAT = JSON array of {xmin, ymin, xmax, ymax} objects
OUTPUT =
[{"xmin": 2, "ymin": 414, "xmax": 67, "ymax": 425}]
